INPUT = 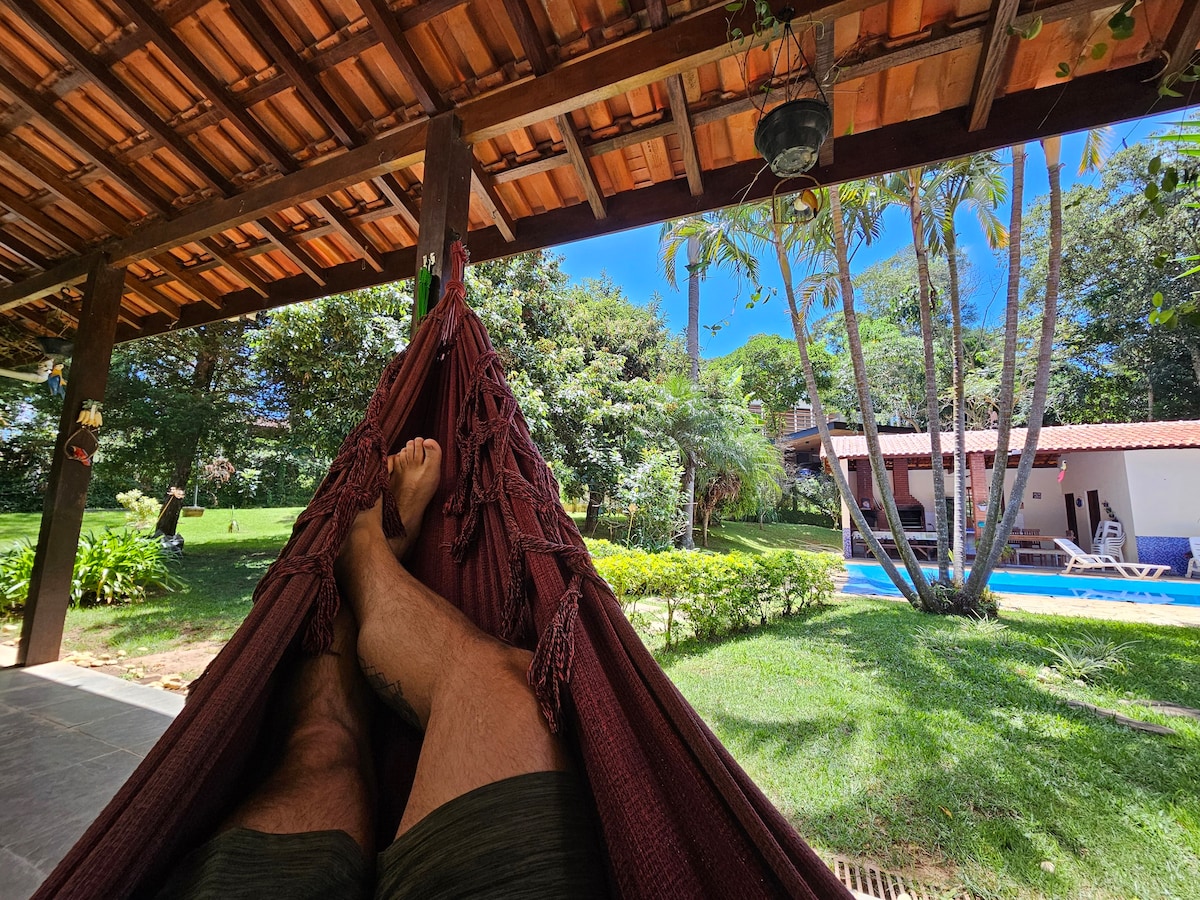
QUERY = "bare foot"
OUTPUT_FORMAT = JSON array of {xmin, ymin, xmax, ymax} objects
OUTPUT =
[
  {"xmin": 338, "ymin": 438, "xmax": 442, "ymax": 574},
  {"xmin": 385, "ymin": 438, "xmax": 442, "ymax": 559}
]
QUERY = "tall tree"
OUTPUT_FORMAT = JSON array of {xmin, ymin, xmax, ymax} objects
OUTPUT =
[{"xmin": 659, "ymin": 215, "xmax": 759, "ymax": 548}]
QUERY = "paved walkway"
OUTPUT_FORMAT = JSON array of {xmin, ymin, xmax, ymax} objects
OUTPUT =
[{"xmin": 0, "ymin": 659, "xmax": 182, "ymax": 899}]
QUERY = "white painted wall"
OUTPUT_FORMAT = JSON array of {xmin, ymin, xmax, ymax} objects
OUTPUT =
[
  {"xmin": 901, "ymin": 465, "xmax": 1065, "ymax": 536},
  {"xmin": 1124, "ymin": 448, "xmax": 1200, "ymax": 539},
  {"xmin": 1058, "ymin": 451, "xmax": 1133, "ymax": 553}
]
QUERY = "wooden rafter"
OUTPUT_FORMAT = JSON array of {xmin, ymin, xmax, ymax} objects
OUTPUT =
[
  {"xmin": 0, "ymin": 183, "xmax": 85, "ymax": 253},
  {"xmin": 256, "ymin": 216, "xmax": 328, "ymax": 287},
  {"xmin": 373, "ymin": 173, "xmax": 421, "ymax": 239},
  {"xmin": 153, "ymin": 252, "xmax": 222, "ymax": 309},
  {"xmin": 0, "ymin": 63, "xmax": 169, "ymax": 217},
  {"xmin": 310, "ymin": 198, "xmax": 384, "ymax": 272},
  {"xmin": 223, "ymin": 0, "xmax": 360, "ymax": 147},
  {"xmin": 16, "ymin": 0, "xmax": 234, "ymax": 197},
  {"xmin": 357, "ymin": 0, "xmax": 447, "ymax": 115},
  {"xmin": 469, "ymin": 161, "xmax": 516, "ymax": 241},
  {"xmin": 123, "ymin": 275, "xmax": 182, "ymax": 319},
  {"xmin": 968, "ymin": 0, "xmax": 1021, "ymax": 132},
  {"xmin": 815, "ymin": 21, "xmax": 835, "ymax": 166},
  {"xmin": 1160, "ymin": 0, "xmax": 1200, "ymax": 87},
  {"xmin": 664, "ymin": 75, "xmax": 703, "ymax": 196},
  {"xmin": 108, "ymin": 0, "xmax": 296, "ymax": 174},
  {"xmin": 501, "ymin": 0, "xmax": 551, "ymax": 75},
  {"xmin": 555, "ymin": 114, "xmax": 606, "ymax": 219},
  {"xmin": 0, "ymin": 230, "xmax": 51, "ymax": 269},
  {"xmin": 199, "ymin": 237, "xmax": 269, "ymax": 299},
  {"xmin": 0, "ymin": 138, "xmax": 129, "ymax": 234}
]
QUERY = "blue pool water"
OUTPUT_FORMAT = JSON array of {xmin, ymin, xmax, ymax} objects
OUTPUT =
[{"xmin": 843, "ymin": 562, "xmax": 1200, "ymax": 607}]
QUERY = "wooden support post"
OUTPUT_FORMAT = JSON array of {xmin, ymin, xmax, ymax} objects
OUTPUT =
[
  {"xmin": 413, "ymin": 113, "xmax": 472, "ymax": 328},
  {"xmin": 18, "ymin": 258, "xmax": 125, "ymax": 666}
]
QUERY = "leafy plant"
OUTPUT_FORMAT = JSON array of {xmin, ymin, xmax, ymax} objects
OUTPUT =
[
  {"xmin": 0, "ymin": 530, "xmax": 178, "ymax": 611},
  {"xmin": 613, "ymin": 448, "xmax": 685, "ymax": 552},
  {"xmin": 1045, "ymin": 633, "xmax": 1138, "ymax": 682},
  {"xmin": 116, "ymin": 489, "xmax": 162, "ymax": 531},
  {"xmin": 1047, "ymin": 1, "xmax": 1136, "ymax": 80}
]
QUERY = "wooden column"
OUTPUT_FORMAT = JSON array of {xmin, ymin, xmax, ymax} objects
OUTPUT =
[
  {"xmin": 414, "ymin": 112, "xmax": 472, "ymax": 327},
  {"xmin": 18, "ymin": 258, "xmax": 126, "ymax": 666}
]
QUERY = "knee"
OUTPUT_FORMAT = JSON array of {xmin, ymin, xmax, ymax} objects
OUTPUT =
[{"xmin": 283, "ymin": 720, "xmax": 365, "ymax": 777}]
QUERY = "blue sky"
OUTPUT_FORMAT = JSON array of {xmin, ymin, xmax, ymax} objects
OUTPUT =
[{"xmin": 553, "ymin": 112, "xmax": 1182, "ymax": 359}]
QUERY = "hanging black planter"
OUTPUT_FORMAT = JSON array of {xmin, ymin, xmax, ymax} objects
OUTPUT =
[{"xmin": 754, "ymin": 98, "xmax": 832, "ymax": 178}]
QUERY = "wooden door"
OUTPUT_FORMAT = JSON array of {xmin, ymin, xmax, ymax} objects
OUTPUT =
[
  {"xmin": 1086, "ymin": 489, "xmax": 1102, "ymax": 549},
  {"xmin": 1064, "ymin": 493, "xmax": 1079, "ymax": 542}
]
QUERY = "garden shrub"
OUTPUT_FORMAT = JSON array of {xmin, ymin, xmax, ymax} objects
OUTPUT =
[
  {"xmin": 0, "ymin": 530, "xmax": 178, "ymax": 612},
  {"xmin": 116, "ymin": 489, "xmax": 162, "ymax": 531},
  {"xmin": 592, "ymin": 545, "xmax": 841, "ymax": 644}
]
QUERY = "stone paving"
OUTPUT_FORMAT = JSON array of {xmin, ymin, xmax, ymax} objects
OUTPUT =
[{"xmin": 0, "ymin": 659, "xmax": 182, "ymax": 900}]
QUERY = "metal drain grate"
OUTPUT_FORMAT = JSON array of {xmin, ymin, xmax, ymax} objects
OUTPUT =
[{"xmin": 826, "ymin": 855, "xmax": 971, "ymax": 900}]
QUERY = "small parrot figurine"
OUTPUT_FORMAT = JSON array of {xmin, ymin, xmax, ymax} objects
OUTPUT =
[
  {"xmin": 47, "ymin": 364, "xmax": 66, "ymax": 398},
  {"xmin": 68, "ymin": 445, "xmax": 92, "ymax": 467}
]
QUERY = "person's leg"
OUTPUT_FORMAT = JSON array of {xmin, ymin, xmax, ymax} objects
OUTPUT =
[
  {"xmin": 220, "ymin": 603, "xmax": 375, "ymax": 852},
  {"xmin": 335, "ymin": 438, "xmax": 568, "ymax": 837}
]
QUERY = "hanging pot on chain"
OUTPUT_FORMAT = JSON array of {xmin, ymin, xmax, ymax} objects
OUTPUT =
[{"xmin": 754, "ymin": 98, "xmax": 832, "ymax": 178}]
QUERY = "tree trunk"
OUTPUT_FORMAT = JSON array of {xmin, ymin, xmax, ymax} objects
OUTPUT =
[
  {"xmin": 828, "ymin": 192, "xmax": 933, "ymax": 603},
  {"xmin": 681, "ymin": 450, "xmax": 696, "ymax": 550},
  {"xmin": 974, "ymin": 139, "xmax": 1064, "ymax": 582},
  {"xmin": 946, "ymin": 237, "xmax": 968, "ymax": 584},
  {"xmin": 167, "ymin": 341, "xmax": 220, "ymax": 500},
  {"xmin": 583, "ymin": 486, "xmax": 603, "ymax": 536},
  {"xmin": 967, "ymin": 145, "xmax": 1026, "ymax": 594},
  {"xmin": 1187, "ymin": 339, "xmax": 1200, "ymax": 387},
  {"xmin": 686, "ymin": 234, "xmax": 701, "ymax": 384},
  {"xmin": 773, "ymin": 222, "xmax": 919, "ymax": 604},
  {"xmin": 907, "ymin": 170, "xmax": 949, "ymax": 581}
]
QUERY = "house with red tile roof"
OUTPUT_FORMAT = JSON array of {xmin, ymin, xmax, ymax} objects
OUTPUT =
[{"xmin": 820, "ymin": 421, "xmax": 1200, "ymax": 575}]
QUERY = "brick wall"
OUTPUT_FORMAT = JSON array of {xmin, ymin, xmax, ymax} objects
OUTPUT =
[
  {"xmin": 892, "ymin": 458, "xmax": 915, "ymax": 504},
  {"xmin": 968, "ymin": 452, "xmax": 988, "ymax": 529}
]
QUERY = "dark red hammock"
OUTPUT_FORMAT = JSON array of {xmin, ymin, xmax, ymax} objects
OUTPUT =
[{"xmin": 35, "ymin": 243, "xmax": 849, "ymax": 900}]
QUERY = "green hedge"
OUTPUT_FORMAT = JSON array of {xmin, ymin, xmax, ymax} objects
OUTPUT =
[{"xmin": 587, "ymin": 541, "xmax": 840, "ymax": 645}]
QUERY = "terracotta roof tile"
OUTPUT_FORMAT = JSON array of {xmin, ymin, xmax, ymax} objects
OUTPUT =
[{"xmin": 824, "ymin": 421, "xmax": 1200, "ymax": 459}]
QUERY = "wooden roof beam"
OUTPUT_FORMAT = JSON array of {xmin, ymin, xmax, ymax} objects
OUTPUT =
[
  {"xmin": 1159, "ymin": 0, "xmax": 1200, "ymax": 88},
  {"xmin": 16, "ymin": 1, "xmax": 235, "ymax": 197},
  {"xmin": 0, "ymin": 252, "xmax": 98, "ymax": 311},
  {"xmin": 968, "ymin": 0, "xmax": 1021, "ymax": 132},
  {"xmin": 6, "ymin": 303, "xmax": 58, "ymax": 335},
  {"xmin": 199, "ymin": 237, "xmax": 269, "ymax": 298},
  {"xmin": 470, "ymin": 161, "xmax": 516, "ymax": 241},
  {"xmin": 108, "ymin": 0, "xmax": 295, "ymax": 174},
  {"xmin": 223, "ymin": 0, "xmax": 360, "ymax": 147},
  {"xmin": 664, "ymin": 75, "xmax": 703, "ymax": 196},
  {"xmin": 501, "ymin": 0, "xmax": 551, "ymax": 76},
  {"xmin": 0, "ymin": 230, "xmax": 52, "ymax": 270},
  {"xmin": 152, "ymin": 252, "xmax": 223, "ymax": 309},
  {"xmin": 358, "ymin": 0, "xmax": 447, "ymax": 114},
  {"xmin": 310, "ymin": 198, "xmax": 384, "ymax": 272},
  {"xmin": 39, "ymin": 294, "xmax": 80, "ymax": 325},
  {"xmin": 0, "ymin": 64, "xmax": 170, "ymax": 217},
  {"xmin": 257, "ymin": 217, "xmax": 328, "ymax": 288},
  {"xmin": 555, "ymin": 114, "xmax": 606, "ymax": 219}
]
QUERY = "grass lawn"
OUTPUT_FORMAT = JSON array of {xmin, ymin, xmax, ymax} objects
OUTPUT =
[
  {"xmin": 659, "ymin": 598, "xmax": 1200, "ymax": 899},
  {"xmin": 6, "ymin": 509, "xmax": 1198, "ymax": 896},
  {"xmin": 573, "ymin": 513, "xmax": 843, "ymax": 554}
]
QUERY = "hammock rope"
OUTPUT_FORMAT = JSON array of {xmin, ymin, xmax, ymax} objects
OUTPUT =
[{"xmin": 34, "ymin": 240, "xmax": 851, "ymax": 900}]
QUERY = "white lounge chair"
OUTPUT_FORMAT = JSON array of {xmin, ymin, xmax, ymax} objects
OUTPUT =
[
  {"xmin": 1053, "ymin": 538, "xmax": 1172, "ymax": 580},
  {"xmin": 1188, "ymin": 537, "xmax": 1200, "ymax": 579}
]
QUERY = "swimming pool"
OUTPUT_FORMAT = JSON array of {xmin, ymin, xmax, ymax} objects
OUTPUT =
[{"xmin": 842, "ymin": 562, "xmax": 1200, "ymax": 607}]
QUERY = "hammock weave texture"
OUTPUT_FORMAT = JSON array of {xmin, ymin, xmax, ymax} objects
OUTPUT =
[{"xmin": 35, "ymin": 244, "xmax": 850, "ymax": 900}]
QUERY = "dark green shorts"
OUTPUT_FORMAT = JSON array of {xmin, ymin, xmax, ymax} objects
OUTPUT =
[{"xmin": 155, "ymin": 772, "xmax": 607, "ymax": 899}]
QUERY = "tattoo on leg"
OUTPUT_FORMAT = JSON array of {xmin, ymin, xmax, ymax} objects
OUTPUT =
[{"xmin": 360, "ymin": 658, "xmax": 422, "ymax": 731}]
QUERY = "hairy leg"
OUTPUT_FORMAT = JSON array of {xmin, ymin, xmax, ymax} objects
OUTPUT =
[
  {"xmin": 336, "ymin": 438, "xmax": 568, "ymax": 837},
  {"xmin": 221, "ymin": 604, "xmax": 375, "ymax": 852}
]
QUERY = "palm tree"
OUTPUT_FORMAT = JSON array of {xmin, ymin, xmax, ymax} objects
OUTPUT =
[
  {"xmin": 659, "ymin": 215, "xmax": 759, "ymax": 548},
  {"xmin": 926, "ymin": 155, "xmax": 1008, "ymax": 583}
]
